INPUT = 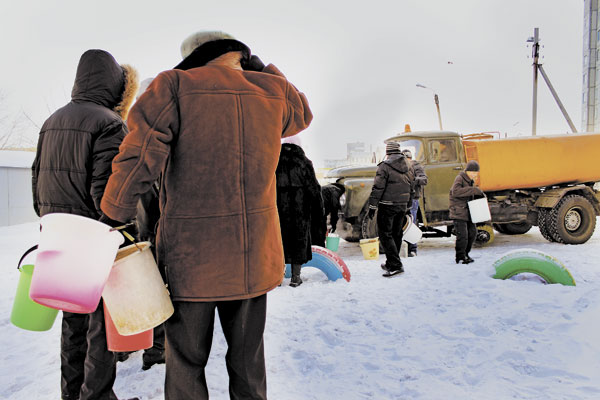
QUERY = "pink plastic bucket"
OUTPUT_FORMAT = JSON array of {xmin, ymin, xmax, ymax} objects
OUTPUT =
[{"xmin": 29, "ymin": 213, "xmax": 124, "ymax": 313}]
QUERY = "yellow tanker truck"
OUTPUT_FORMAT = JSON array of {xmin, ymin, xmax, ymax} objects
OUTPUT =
[{"xmin": 326, "ymin": 130, "xmax": 600, "ymax": 245}]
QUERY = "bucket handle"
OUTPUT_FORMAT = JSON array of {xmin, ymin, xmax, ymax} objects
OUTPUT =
[
  {"xmin": 17, "ymin": 245, "xmax": 38, "ymax": 271},
  {"xmin": 110, "ymin": 222, "xmax": 143, "ymax": 251}
]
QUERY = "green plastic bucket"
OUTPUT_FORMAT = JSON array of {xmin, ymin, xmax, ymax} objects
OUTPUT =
[
  {"xmin": 325, "ymin": 235, "xmax": 340, "ymax": 252},
  {"xmin": 10, "ymin": 246, "xmax": 59, "ymax": 331}
]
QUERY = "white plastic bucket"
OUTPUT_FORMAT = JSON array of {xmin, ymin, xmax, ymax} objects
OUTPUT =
[
  {"xmin": 402, "ymin": 215, "xmax": 422, "ymax": 244},
  {"xmin": 29, "ymin": 213, "xmax": 124, "ymax": 313},
  {"xmin": 102, "ymin": 242, "xmax": 174, "ymax": 336},
  {"xmin": 468, "ymin": 197, "xmax": 492, "ymax": 223}
]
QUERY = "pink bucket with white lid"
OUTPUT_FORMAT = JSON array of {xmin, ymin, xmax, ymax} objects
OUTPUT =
[{"xmin": 29, "ymin": 213, "xmax": 124, "ymax": 313}]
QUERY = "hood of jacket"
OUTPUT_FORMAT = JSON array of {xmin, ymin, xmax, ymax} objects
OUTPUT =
[
  {"xmin": 458, "ymin": 171, "xmax": 474, "ymax": 185},
  {"xmin": 383, "ymin": 153, "xmax": 410, "ymax": 173},
  {"xmin": 330, "ymin": 182, "xmax": 345, "ymax": 195},
  {"xmin": 71, "ymin": 49, "xmax": 133, "ymax": 113}
]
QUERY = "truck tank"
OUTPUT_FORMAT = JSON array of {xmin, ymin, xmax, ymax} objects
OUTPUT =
[{"xmin": 463, "ymin": 133, "xmax": 600, "ymax": 192}]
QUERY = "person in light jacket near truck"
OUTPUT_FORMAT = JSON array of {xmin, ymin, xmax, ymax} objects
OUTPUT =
[{"xmin": 449, "ymin": 160, "xmax": 485, "ymax": 264}]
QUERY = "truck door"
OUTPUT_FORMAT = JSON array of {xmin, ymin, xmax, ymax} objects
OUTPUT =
[{"xmin": 422, "ymin": 138, "xmax": 464, "ymax": 212}]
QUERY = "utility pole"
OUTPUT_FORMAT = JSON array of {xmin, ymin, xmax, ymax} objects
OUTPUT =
[
  {"xmin": 416, "ymin": 83, "xmax": 443, "ymax": 130},
  {"xmin": 434, "ymin": 94, "xmax": 443, "ymax": 130},
  {"xmin": 531, "ymin": 28, "xmax": 539, "ymax": 136},
  {"xmin": 528, "ymin": 28, "xmax": 578, "ymax": 135}
]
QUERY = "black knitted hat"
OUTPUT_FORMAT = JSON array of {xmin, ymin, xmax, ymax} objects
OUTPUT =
[{"xmin": 465, "ymin": 160, "xmax": 480, "ymax": 172}]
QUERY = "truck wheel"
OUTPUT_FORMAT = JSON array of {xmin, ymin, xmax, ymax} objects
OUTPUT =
[
  {"xmin": 547, "ymin": 195, "xmax": 596, "ymax": 244},
  {"xmin": 537, "ymin": 208, "xmax": 556, "ymax": 242},
  {"xmin": 361, "ymin": 210, "xmax": 378, "ymax": 239},
  {"xmin": 493, "ymin": 224, "xmax": 507, "ymax": 234},
  {"xmin": 501, "ymin": 221, "xmax": 533, "ymax": 235},
  {"xmin": 475, "ymin": 225, "xmax": 495, "ymax": 246}
]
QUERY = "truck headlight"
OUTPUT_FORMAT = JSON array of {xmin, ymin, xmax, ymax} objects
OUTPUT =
[{"xmin": 339, "ymin": 193, "xmax": 346, "ymax": 207}]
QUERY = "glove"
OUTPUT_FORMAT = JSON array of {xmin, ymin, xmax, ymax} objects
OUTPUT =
[
  {"xmin": 368, "ymin": 208, "xmax": 376, "ymax": 219},
  {"xmin": 99, "ymin": 214, "xmax": 138, "ymax": 247},
  {"xmin": 99, "ymin": 213, "xmax": 125, "ymax": 228},
  {"xmin": 243, "ymin": 55, "xmax": 265, "ymax": 71}
]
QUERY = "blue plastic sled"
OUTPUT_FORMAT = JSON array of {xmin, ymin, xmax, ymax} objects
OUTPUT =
[{"xmin": 285, "ymin": 246, "xmax": 351, "ymax": 282}]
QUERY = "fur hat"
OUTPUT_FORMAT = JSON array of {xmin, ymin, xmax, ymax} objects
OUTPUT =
[
  {"xmin": 465, "ymin": 160, "xmax": 480, "ymax": 172},
  {"xmin": 386, "ymin": 142, "xmax": 401, "ymax": 155},
  {"xmin": 175, "ymin": 30, "xmax": 250, "ymax": 71},
  {"xmin": 402, "ymin": 149, "xmax": 413, "ymax": 159},
  {"xmin": 180, "ymin": 30, "xmax": 236, "ymax": 59}
]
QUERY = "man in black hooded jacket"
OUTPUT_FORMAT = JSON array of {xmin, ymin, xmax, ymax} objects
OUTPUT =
[
  {"xmin": 32, "ymin": 49, "xmax": 138, "ymax": 400},
  {"xmin": 367, "ymin": 141, "xmax": 415, "ymax": 276},
  {"xmin": 321, "ymin": 182, "xmax": 345, "ymax": 233}
]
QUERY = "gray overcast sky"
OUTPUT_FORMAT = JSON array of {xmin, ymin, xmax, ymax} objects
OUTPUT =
[{"xmin": 0, "ymin": 0, "xmax": 584, "ymax": 166}]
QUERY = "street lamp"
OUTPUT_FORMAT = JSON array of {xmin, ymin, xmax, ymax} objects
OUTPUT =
[{"xmin": 416, "ymin": 83, "xmax": 443, "ymax": 130}]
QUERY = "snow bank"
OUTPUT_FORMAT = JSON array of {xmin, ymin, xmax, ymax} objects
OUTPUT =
[{"xmin": 1, "ymin": 221, "xmax": 600, "ymax": 399}]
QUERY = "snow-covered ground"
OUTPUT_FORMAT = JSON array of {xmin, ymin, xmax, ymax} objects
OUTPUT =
[{"xmin": 1, "ymin": 221, "xmax": 600, "ymax": 400}]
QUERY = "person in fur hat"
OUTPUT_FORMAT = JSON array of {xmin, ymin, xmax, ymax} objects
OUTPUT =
[
  {"xmin": 32, "ymin": 49, "xmax": 139, "ymax": 400},
  {"xmin": 100, "ymin": 31, "xmax": 312, "ymax": 399}
]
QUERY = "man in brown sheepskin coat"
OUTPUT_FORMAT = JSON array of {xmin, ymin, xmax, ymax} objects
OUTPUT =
[{"xmin": 101, "ymin": 31, "xmax": 312, "ymax": 399}]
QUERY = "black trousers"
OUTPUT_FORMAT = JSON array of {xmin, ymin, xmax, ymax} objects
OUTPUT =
[
  {"xmin": 377, "ymin": 204, "xmax": 406, "ymax": 269},
  {"xmin": 61, "ymin": 300, "xmax": 117, "ymax": 400},
  {"xmin": 454, "ymin": 219, "xmax": 476, "ymax": 259},
  {"xmin": 165, "ymin": 295, "xmax": 268, "ymax": 400}
]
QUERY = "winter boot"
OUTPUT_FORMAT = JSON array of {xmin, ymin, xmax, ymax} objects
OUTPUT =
[
  {"xmin": 142, "ymin": 348, "xmax": 165, "ymax": 371},
  {"xmin": 456, "ymin": 256, "xmax": 473, "ymax": 264},
  {"xmin": 383, "ymin": 266, "xmax": 404, "ymax": 277},
  {"xmin": 116, "ymin": 351, "xmax": 133, "ymax": 362},
  {"xmin": 290, "ymin": 263, "xmax": 303, "ymax": 287}
]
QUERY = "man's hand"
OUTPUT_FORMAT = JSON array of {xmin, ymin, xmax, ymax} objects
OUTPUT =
[
  {"xmin": 99, "ymin": 213, "xmax": 125, "ymax": 228},
  {"xmin": 368, "ymin": 207, "xmax": 376, "ymax": 219}
]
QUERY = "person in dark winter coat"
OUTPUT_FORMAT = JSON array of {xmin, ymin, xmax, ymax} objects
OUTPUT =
[
  {"xmin": 321, "ymin": 182, "xmax": 345, "ymax": 233},
  {"xmin": 100, "ymin": 31, "xmax": 312, "ymax": 399},
  {"xmin": 276, "ymin": 141, "xmax": 324, "ymax": 287},
  {"xmin": 367, "ymin": 141, "xmax": 415, "ymax": 276},
  {"xmin": 402, "ymin": 149, "xmax": 428, "ymax": 256},
  {"xmin": 31, "ymin": 49, "xmax": 138, "ymax": 400},
  {"xmin": 449, "ymin": 160, "xmax": 485, "ymax": 264}
]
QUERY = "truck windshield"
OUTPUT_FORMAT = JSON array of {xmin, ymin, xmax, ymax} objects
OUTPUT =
[{"xmin": 396, "ymin": 139, "xmax": 424, "ymax": 162}]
